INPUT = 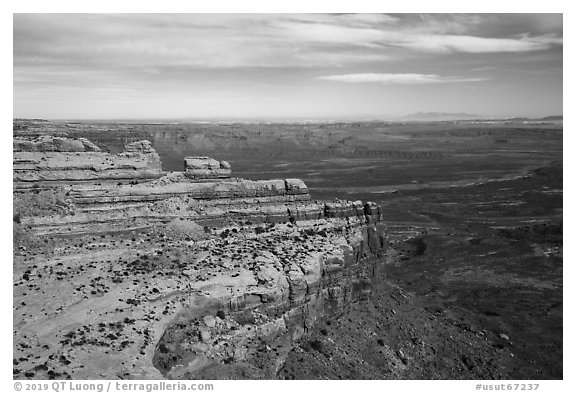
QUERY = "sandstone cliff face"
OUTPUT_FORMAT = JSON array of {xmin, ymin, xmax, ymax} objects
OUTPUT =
[
  {"xmin": 13, "ymin": 137, "xmax": 163, "ymax": 191},
  {"xmin": 185, "ymin": 157, "xmax": 232, "ymax": 179},
  {"xmin": 152, "ymin": 220, "xmax": 387, "ymax": 379},
  {"xmin": 13, "ymin": 133, "xmax": 388, "ymax": 380}
]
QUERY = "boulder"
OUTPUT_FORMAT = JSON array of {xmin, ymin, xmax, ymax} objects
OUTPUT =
[
  {"xmin": 202, "ymin": 315, "xmax": 216, "ymax": 328},
  {"xmin": 198, "ymin": 327, "xmax": 211, "ymax": 343}
]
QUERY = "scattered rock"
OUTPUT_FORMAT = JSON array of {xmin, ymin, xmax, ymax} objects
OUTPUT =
[
  {"xmin": 199, "ymin": 327, "xmax": 211, "ymax": 343},
  {"xmin": 203, "ymin": 315, "xmax": 216, "ymax": 328},
  {"xmin": 462, "ymin": 355, "xmax": 475, "ymax": 370},
  {"xmin": 396, "ymin": 349, "xmax": 408, "ymax": 365}
]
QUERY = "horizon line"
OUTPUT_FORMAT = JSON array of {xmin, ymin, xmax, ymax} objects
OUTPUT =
[{"xmin": 13, "ymin": 114, "xmax": 563, "ymax": 123}]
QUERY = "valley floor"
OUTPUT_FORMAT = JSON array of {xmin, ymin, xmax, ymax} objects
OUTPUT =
[{"xmin": 279, "ymin": 163, "xmax": 562, "ymax": 379}]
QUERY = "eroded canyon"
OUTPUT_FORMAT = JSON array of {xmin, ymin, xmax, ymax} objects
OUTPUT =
[{"xmin": 13, "ymin": 119, "xmax": 562, "ymax": 379}]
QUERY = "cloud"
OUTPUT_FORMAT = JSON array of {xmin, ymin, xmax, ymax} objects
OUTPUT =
[
  {"xmin": 272, "ymin": 14, "xmax": 561, "ymax": 54},
  {"xmin": 13, "ymin": 13, "xmax": 563, "ymax": 76},
  {"xmin": 341, "ymin": 13, "xmax": 400, "ymax": 26},
  {"xmin": 316, "ymin": 73, "xmax": 487, "ymax": 84},
  {"xmin": 394, "ymin": 34, "xmax": 562, "ymax": 53},
  {"xmin": 13, "ymin": 14, "xmax": 404, "ymax": 71},
  {"xmin": 274, "ymin": 21, "xmax": 389, "ymax": 46}
]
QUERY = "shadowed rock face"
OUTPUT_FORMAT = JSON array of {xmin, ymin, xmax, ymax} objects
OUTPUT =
[{"xmin": 13, "ymin": 130, "xmax": 388, "ymax": 380}]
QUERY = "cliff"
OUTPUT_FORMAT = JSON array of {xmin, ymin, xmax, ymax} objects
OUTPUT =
[
  {"xmin": 13, "ymin": 134, "xmax": 388, "ymax": 380},
  {"xmin": 13, "ymin": 138, "xmax": 162, "ymax": 191}
]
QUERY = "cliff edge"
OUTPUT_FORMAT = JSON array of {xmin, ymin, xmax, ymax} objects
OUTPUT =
[{"xmin": 13, "ymin": 134, "xmax": 389, "ymax": 379}]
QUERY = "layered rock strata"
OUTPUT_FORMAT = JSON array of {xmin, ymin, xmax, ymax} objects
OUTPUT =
[
  {"xmin": 13, "ymin": 137, "xmax": 162, "ymax": 191},
  {"xmin": 13, "ymin": 135, "xmax": 388, "ymax": 380},
  {"xmin": 185, "ymin": 157, "xmax": 232, "ymax": 179}
]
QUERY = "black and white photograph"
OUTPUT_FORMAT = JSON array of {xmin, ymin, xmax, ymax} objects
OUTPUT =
[{"xmin": 10, "ymin": 6, "xmax": 565, "ymax": 386}]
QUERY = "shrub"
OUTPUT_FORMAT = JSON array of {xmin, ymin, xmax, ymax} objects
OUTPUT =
[{"xmin": 165, "ymin": 219, "xmax": 210, "ymax": 242}]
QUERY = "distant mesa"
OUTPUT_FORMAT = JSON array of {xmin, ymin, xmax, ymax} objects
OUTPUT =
[
  {"xmin": 501, "ymin": 115, "xmax": 563, "ymax": 122},
  {"xmin": 539, "ymin": 115, "xmax": 563, "ymax": 121},
  {"xmin": 402, "ymin": 112, "xmax": 480, "ymax": 121},
  {"xmin": 401, "ymin": 112, "xmax": 563, "ymax": 122}
]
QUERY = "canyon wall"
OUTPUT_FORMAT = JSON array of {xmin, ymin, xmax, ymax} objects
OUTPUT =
[{"xmin": 13, "ymin": 130, "xmax": 389, "ymax": 380}]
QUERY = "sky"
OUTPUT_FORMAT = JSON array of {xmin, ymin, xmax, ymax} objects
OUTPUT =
[{"xmin": 13, "ymin": 13, "xmax": 563, "ymax": 120}]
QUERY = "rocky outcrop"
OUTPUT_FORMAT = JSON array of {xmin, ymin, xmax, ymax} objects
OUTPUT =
[
  {"xmin": 13, "ymin": 137, "xmax": 163, "ymax": 191},
  {"xmin": 13, "ymin": 134, "xmax": 389, "ymax": 380},
  {"xmin": 13, "ymin": 135, "xmax": 101, "ymax": 152},
  {"xmin": 152, "ymin": 219, "xmax": 387, "ymax": 379},
  {"xmin": 185, "ymin": 157, "xmax": 232, "ymax": 179}
]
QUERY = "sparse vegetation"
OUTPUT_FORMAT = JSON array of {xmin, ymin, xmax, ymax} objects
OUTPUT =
[
  {"xmin": 13, "ymin": 189, "xmax": 74, "ymax": 218},
  {"xmin": 165, "ymin": 219, "xmax": 210, "ymax": 241}
]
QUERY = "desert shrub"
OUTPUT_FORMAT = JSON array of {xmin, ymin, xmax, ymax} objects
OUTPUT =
[
  {"xmin": 151, "ymin": 196, "xmax": 195, "ymax": 215},
  {"xmin": 13, "ymin": 222, "xmax": 54, "ymax": 256},
  {"xmin": 220, "ymin": 229, "xmax": 234, "ymax": 239},
  {"xmin": 165, "ymin": 219, "xmax": 210, "ymax": 241},
  {"xmin": 303, "ymin": 228, "xmax": 316, "ymax": 236}
]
